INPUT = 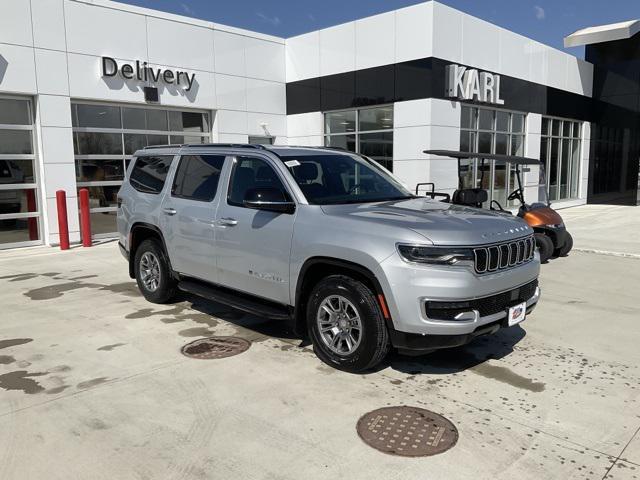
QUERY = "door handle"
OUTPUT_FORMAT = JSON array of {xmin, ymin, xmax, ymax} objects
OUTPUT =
[
  {"xmin": 218, "ymin": 217, "xmax": 238, "ymax": 226},
  {"xmin": 163, "ymin": 207, "xmax": 177, "ymax": 216}
]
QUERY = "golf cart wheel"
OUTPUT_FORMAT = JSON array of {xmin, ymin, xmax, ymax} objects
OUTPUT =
[
  {"xmin": 556, "ymin": 232, "xmax": 573, "ymax": 257},
  {"xmin": 134, "ymin": 238, "xmax": 177, "ymax": 304},
  {"xmin": 307, "ymin": 275, "xmax": 390, "ymax": 373},
  {"xmin": 535, "ymin": 233, "xmax": 554, "ymax": 263}
]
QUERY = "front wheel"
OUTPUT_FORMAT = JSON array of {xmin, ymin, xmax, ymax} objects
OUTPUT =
[
  {"xmin": 307, "ymin": 275, "xmax": 389, "ymax": 373},
  {"xmin": 535, "ymin": 233, "xmax": 554, "ymax": 263}
]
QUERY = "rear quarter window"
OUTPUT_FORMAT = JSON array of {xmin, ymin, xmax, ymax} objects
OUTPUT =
[{"xmin": 129, "ymin": 155, "xmax": 174, "ymax": 194}]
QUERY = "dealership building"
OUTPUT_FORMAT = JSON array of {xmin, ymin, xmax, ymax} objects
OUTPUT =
[{"xmin": 0, "ymin": 0, "xmax": 638, "ymax": 249}]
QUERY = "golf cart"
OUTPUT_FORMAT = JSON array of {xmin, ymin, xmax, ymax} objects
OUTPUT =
[{"xmin": 417, "ymin": 150, "xmax": 573, "ymax": 263}]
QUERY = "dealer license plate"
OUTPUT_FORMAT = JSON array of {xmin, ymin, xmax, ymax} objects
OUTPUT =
[{"xmin": 507, "ymin": 302, "xmax": 527, "ymax": 326}]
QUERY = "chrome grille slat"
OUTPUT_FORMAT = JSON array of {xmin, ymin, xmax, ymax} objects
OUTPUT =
[{"xmin": 473, "ymin": 235, "xmax": 535, "ymax": 274}]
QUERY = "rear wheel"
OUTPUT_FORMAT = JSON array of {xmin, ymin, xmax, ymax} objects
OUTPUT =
[
  {"xmin": 134, "ymin": 238, "xmax": 177, "ymax": 304},
  {"xmin": 307, "ymin": 275, "xmax": 389, "ymax": 372},
  {"xmin": 535, "ymin": 233, "xmax": 554, "ymax": 263},
  {"xmin": 556, "ymin": 232, "xmax": 573, "ymax": 257}
]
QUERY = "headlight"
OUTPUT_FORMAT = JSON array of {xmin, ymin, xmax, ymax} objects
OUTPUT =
[
  {"xmin": 397, "ymin": 244, "xmax": 474, "ymax": 266},
  {"xmin": 546, "ymin": 222, "xmax": 564, "ymax": 228}
]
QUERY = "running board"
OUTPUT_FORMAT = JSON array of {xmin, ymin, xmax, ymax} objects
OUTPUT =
[{"xmin": 178, "ymin": 279, "xmax": 291, "ymax": 321}]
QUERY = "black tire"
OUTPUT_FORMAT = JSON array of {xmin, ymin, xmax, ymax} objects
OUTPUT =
[
  {"xmin": 535, "ymin": 233, "xmax": 554, "ymax": 263},
  {"xmin": 556, "ymin": 232, "xmax": 573, "ymax": 257},
  {"xmin": 134, "ymin": 238, "xmax": 177, "ymax": 304},
  {"xmin": 307, "ymin": 275, "xmax": 390, "ymax": 372}
]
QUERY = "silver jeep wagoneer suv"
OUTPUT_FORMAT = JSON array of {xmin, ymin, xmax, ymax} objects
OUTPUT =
[{"xmin": 117, "ymin": 144, "xmax": 540, "ymax": 371}]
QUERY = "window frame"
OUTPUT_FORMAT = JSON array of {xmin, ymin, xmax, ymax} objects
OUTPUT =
[
  {"xmin": 540, "ymin": 115, "xmax": 582, "ymax": 201},
  {"xmin": 459, "ymin": 105, "xmax": 527, "ymax": 207},
  {"xmin": 129, "ymin": 154, "xmax": 176, "ymax": 195},
  {"xmin": 171, "ymin": 154, "xmax": 227, "ymax": 203},
  {"xmin": 72, "ymin": 101, "xmax": 212, "ymax": 237},
  {"xmin": 323, "ymin": 105, "xmax": 394, "ymax": 171},
  {"xmin": 0, "ymin": 95, "xmax": 42, "ymax": 249},
  {"xmin": 226, "ymin": 155, "xmax": 293, "ymax": 209}
]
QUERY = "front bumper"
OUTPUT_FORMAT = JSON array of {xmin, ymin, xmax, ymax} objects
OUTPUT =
[
  {"xmin": 388, "ymin": 286, "xmax": 540, "ymax": 355},
  {"xmin": 378, "ymin": 250, "xmax": 541, "ymax": 336}
]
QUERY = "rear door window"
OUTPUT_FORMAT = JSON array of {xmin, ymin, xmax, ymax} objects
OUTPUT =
[
  {"xmin": 129, "ymin": 155, "xmax": 174, "ymax": 194},
  {"xmin": 171, "ymin": 154, "xmax": 226, "ymax": 202}
]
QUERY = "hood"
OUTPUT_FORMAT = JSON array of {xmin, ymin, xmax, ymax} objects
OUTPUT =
[{"xmin": 320, "ymin": 197, "xmax": 533, "ymax": 246}]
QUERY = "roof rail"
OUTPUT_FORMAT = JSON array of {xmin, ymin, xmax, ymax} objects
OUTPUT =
[
  {"xmin": 143, "ymin": 144, "xmax": 183, "ymax": 150},
  {"xmin": 143, "ymin": 143, "xmax": 268, "ymax": 151}
]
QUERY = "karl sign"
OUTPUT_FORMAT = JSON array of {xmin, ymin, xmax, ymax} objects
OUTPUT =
[
  {"xmin": 101, "ymin": 57, "xmax": 196, "ymax": 92},
  {"xmin": 445, "ymin": 64, "xmax": 504, "ymax": 105}
]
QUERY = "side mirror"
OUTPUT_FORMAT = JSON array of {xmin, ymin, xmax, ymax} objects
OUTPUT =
[{"xmin": 243, "ymin": 187, "xmax": 296, "ymax": 214}]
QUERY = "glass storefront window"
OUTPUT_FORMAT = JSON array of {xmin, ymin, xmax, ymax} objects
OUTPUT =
[
  {"xmin": 0, "ymin": 96, "xmax": 40, "ymax": 248},
  {"xmin": 324, "ymin": 106, "xmax": 393, "ymax": 171},
  {"xmin": 74, "ymin": 104, "xmax": 121, "ymax": 129},
  {"xmin": 75, "ymin": 132, "xmax": 123, "ymax": 155},
  {"xmin": 358, "ymin": 106, "xmax": 394, "ymax": 132},
  {"xmin": 459, "ymin": 105, "xmax": 526, "ymax": 207},
  {"xmin": 540, "ymin": 116, "xmax": 582, "ymax": 201},
  {"xmin": 0, "ymin": 160, "xmax": 35, "ymax": 183},
  {"xmin": 122, "ymin": 108, "xmax": 168, "ymax": 131},
  {"xmin": 73, "ymin": 102, "xmax": 211, "ymax": 237},
  {"xmin": 75, "ymin": 159, "xmax": 125, "ymax": 182},
  {"xmin": 325, "ymin": 111, "xmax": 356, "ymax": 134},
  {"xmin": 0, "ymin": 98, "xmax": 32, "ymax": 125},
  {"xmin": 0, "ymin": 130, "xmax": 33, "ymax": 154}
]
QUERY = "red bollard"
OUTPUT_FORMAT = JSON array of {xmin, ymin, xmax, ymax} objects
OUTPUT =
[
  {"xmin": 79, "ymin": 188, "xmax": 92, "ymax": 247},
  {"xmin": 56, "ymin": 190, "xmax": 70, "ymax": 250}
]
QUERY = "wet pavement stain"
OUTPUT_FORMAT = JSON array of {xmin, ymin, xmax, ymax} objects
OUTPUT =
[
  {"xmin": 49, "ymin": 365, "xmax": 71, "ymax": 373},
  {"xmin": 86, "ymin": 418, "xmax": 109, "ymax": 430},
  {"xmin": 0, "ymin": 273, "xmax": 39, "ymax": 282},
  {"xmin": 77, "ymin": 377, "xmax": 109, "ymax": 389},
  {"xmin": 0, "ymin": 370, "xmax": 47, "ymax": 394},
  {"xmin": 24, "ymin": 281, "xmax": 101, "ymax": 301},
  {"xmin": 0, "ymin": 338, "xmax": 33, "ymax": 350},
  {"xmin": 45, "ymin": 385, "xmax": 70, "ymax": 395},
  {"xmin": 178, "ymin": 327, "xmax": 215, "ymax": 338},
  {"xmin": 97, "ymin": 343, "xmax": 126, "ymax": 351},
  {"xmin": 0, "ymin": 355, "xmax": 15, "ymax": 364},
  {"xmin": 24, "ymin": 280, "xmax": 139, "ymax": 301},
  {"xmin": 68, "ymin": 275, "xmax": 99, "ymax": 281},
  {"xmin": 470, "ymin": 362, "xmax": 546, "ymax": 392}
]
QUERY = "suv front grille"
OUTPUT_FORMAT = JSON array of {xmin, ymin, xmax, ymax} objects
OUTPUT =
[
  {"xmin": 474, "ymin": 236, "xmax": 535, "ymax": 274},
  {"xmin": 425, "ymin": 279, "xmax": 539, "ymax": 321}
]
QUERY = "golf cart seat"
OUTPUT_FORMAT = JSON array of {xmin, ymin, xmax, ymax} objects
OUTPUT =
[{"xmin": 452, "ymin": 188, "xmax": 488, "ymax": 207}]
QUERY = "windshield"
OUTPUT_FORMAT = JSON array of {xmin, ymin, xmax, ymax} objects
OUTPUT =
[{"xmin": 279, "ymin": 152, "xmax": 413, "ymax": 205}]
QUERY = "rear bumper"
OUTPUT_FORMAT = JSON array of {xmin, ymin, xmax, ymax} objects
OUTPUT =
[{"xmin": 389, "ymin": 289, "xmax": 540, "ymax": 355}]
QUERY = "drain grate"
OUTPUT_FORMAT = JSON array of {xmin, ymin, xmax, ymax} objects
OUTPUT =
[
  {"xmin": 181, "ymin": 337, "xmax": 251, "ymax": 360},
  {"xmin": 356, "ymin": 406, "xmax": 458, "ymax": 457}
]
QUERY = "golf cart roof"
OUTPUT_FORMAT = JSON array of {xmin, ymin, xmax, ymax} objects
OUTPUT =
[{"xmin": 424, "ymin": 150, "xmax": 541, "ymax": 165}]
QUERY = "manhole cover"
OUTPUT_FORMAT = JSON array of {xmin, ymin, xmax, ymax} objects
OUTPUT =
[
  {"xmin": 356, "ymin": 406, "xmax": 458, "ymax": 457},
  {"xmin": 181, "ymin": 337, "xmax": 251, "ymax": 359}
]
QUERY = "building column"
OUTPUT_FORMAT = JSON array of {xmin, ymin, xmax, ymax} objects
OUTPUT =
[{"xmin": 393, "ymin": 98, "xmax": 460, "ymax": 196}]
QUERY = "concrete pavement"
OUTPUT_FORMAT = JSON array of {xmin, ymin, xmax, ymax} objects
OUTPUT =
[
  {"xmin": 0, "ymin": 239, "xmax": 639, "ymax": 479},
  {"xmin": 560, "ymin": 204, "xmax": 640, "ymax": 257}
]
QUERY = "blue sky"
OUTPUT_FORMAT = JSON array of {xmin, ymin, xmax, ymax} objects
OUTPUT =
[{"xmin": 121, "ymin": 0, "xmax": 639, "ymax": 56}]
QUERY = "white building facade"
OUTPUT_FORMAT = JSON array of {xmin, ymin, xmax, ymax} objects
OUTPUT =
[{"xmin": 0, "ymin": 0, "xmax": 599, "ymax": 248}]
